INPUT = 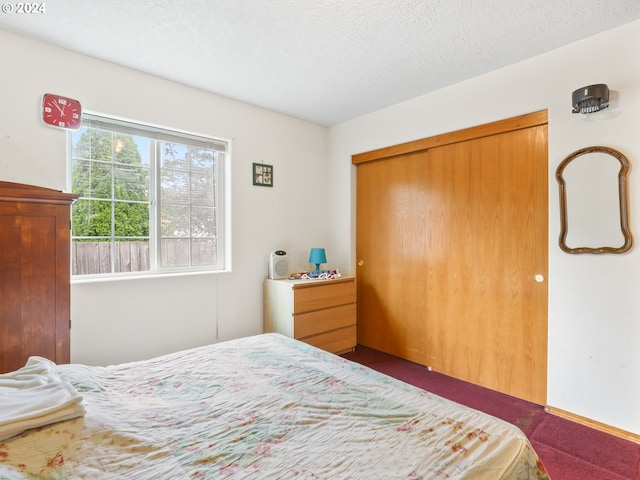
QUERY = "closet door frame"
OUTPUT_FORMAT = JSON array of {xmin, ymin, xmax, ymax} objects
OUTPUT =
[{"xmin": 353, "ymin": 111, "xmax": 548, "ymax": 404}]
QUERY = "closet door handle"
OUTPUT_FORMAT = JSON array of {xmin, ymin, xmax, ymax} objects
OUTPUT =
[
  {"xmin": 358, "ymin": 259, "xmax": 364, "ymax": 266},
  {"xmin": 533, "ymin": 274, "xmax": 544, "ymax": 283}
]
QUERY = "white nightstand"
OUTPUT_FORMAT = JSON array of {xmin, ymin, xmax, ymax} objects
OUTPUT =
[{"xmin": 264, "ymin": 276, "xmax": 357, "ymax": 354}]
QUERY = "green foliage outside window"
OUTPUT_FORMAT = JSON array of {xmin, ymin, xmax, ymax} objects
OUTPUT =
[{"xmin": 71, "ymin": 129, "xmax": 150, "ymax": 240}]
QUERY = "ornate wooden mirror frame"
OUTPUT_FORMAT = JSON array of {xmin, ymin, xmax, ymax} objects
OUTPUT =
[{"xmin": 556, "ymin": 146, "xmax": 632, "ymax": 254}]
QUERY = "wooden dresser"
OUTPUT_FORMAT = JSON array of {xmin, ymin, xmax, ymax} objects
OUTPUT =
[
  {"xmin": 0, "ymin": 181, "xmax": 77, "ymax": 374},
  {"xmin": 264, "ymin": 276, "xmax": 356, "ymax": 354}
]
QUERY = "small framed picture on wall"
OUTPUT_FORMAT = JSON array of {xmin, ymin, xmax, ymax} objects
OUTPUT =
[{"xmin": 253, "ymin": 163, "xmax": 273, "ymax": 187}]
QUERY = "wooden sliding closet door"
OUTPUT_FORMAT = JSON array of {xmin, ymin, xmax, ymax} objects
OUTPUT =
[
  {"xmin": 355, "ymin": 112, "xmax": 548, "ymax": 404},
  {"xmin": 356, "ymin": 151, "xmax": 431, "ymax": 363}
]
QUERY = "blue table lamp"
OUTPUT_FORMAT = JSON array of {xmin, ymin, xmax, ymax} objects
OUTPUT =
[{"xmin": 308, "ymin": 248, "xmax": 327, "ymax": 273}]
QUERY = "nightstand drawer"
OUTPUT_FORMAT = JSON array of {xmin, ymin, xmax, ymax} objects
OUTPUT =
[
  {"xmin": 303, "ymin": 325, "xmax": 356, "ymax": 355},
  {"xmin": 293, "ymin": 279, "xmax": 356, "ymax": 314},
  {"xmin": 294, "ymin": 303, "xmax": 356, "ymax": 339}
]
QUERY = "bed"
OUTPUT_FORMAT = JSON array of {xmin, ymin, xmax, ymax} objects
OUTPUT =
[{"xmin": 0, "ymin": 333, "xmax": 550, "ymax": 479}]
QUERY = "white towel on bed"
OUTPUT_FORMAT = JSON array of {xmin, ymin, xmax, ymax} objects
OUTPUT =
[{"xmin": 0, "ymin": 356, "xmax": 85, "ymax": 441}]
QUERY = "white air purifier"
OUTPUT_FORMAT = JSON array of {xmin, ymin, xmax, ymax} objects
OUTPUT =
[{"xmin": 268, "ymin": 250, "xmax": 290, "ymax": 279}]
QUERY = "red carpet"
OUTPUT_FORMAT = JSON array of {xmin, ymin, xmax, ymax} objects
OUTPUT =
[{"xmin": 342, "ymin": 345, "xmax": 640, "ymax": 480}]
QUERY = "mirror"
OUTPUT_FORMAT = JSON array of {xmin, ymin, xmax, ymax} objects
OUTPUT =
[{"xmin": 556, "ymin": 146, "xmax": 632, "ymax": 254}]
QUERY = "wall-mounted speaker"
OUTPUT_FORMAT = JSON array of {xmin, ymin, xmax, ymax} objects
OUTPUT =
[{"xmin": 268, "ymin": 250, "xmax": 290, "ymax": 279}]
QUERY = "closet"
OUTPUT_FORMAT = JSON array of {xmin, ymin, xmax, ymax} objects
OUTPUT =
[
  {"xmin": 0, "ymin": 181, "xmax": 77, "ymax": 374},
  {"xmin": 353, "ymin": 112, "xmax": 548, "ymax": 405}
]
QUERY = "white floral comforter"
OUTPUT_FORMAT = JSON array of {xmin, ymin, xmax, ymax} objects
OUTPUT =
[{"xmin": 0, "ymin": 333, "xmax": 550, "ymax": 479}]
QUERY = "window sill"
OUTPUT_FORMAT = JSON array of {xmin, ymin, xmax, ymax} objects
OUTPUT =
[{"xmin": 71, "ymin": 268, "xmax": 231, "ymax": 284}]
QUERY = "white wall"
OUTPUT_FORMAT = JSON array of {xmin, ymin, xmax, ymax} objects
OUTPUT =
[
  {"xmin": 0, "ymin": 30, "xmax": 331, "ymax": 366},
  {"xmin": 328, "ymin": 20, "xmax": 640, "ymax": 435}
]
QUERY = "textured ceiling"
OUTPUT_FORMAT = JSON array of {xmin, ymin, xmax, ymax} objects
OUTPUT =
[{"xmin": 1, "ymin": 0, "xmax": 639, "ymax": 126}]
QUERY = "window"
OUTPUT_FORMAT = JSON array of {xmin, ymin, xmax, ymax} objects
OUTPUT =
[{"xmin": 68, "ymin": 114, "xmax": 228, "ymax": 277}]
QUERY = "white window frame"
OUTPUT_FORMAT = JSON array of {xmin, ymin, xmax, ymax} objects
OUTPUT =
[{"xmin": 68, "ymin": 113, "xmax": 230, "ymax": 280}]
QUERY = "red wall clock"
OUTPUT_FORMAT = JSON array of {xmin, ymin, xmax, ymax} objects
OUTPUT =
[{"xmin": 42, "ymin": 94, "xmax": 82, "ymax": 130}]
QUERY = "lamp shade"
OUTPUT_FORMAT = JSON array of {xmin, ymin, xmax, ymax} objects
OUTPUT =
[{"xmin": 308, "ymin": 248, "xmax": 327, "ymax": 272}]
